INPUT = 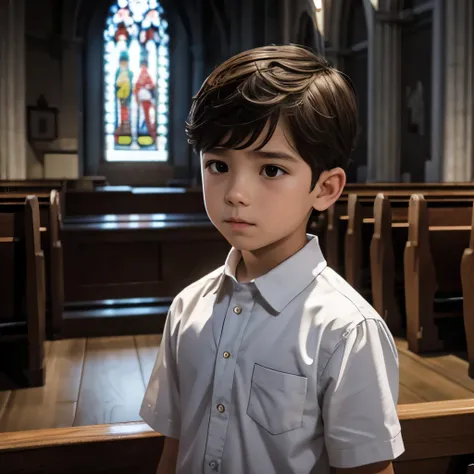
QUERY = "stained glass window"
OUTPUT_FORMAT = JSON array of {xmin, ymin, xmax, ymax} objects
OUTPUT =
[{"xmin": 104, "ymin": 0, "xmax": 169, "ymax": 162}]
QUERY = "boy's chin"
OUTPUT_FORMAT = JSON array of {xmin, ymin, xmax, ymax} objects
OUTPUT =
[{"xmin": 222, "ymin": 234, "xmax": 273, "ymax": 253}]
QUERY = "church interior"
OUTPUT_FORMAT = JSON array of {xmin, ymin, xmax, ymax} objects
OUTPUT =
[{"xmin": 1, "ymin": 0, "xmax": 474, "ymax": 472}]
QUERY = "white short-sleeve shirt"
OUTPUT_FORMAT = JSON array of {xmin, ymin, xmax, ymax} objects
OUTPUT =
[{"xmin": 140, "ymin": 234, "xmax": 405, "ymax": 474}]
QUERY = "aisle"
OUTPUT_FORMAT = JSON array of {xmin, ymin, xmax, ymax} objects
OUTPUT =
[{"xmin": 1, "ymin": 335, "xmax": 473, "ymax": 433}]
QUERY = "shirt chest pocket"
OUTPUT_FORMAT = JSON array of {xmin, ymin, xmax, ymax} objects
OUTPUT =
[{"xmin": 247, "ymin": 364, "xmax": 307, "ymax": 435}]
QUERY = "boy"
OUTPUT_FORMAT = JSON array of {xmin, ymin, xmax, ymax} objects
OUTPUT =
[{"xmin": 140, "ymin": 45, "xmax": 404, "ymax": 474}]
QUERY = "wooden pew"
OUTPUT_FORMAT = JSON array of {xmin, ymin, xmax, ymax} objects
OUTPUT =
[
  {"xmin": 0, "ymin": 177, "xmax": 107, "ymax": 193},
  {"xmin": 461, "ymin": 208, "xmax": 474, "ymax": 378},
  {"xmin": 62, "ymin": 213, "xmax": 229, "ymax": 303},
  {"xmin": 1, "ymin": 190, "xmax": 64, "ymax": 340},
  {"xmin": 404, "ymin": 194, "xmax": 472, "ymax": 354},
  {"xmin": 65, "ymin": 186, "xmax": 207, "ymax": 216},
  {"xmin": 61, "ymin": 213, "xmax": 230, "ymax": 338},
  {"xmin": 0, "ymin": 177, "xmax": 107, "ymax": 218},
  {"xmin": 1, "ymin": 399, "xmax": 473, "ymax": 473},
  {"xmin": 0, "ymin": 196, "xmax": 46, "ymax": 387},
  {"xmin": 369, "ymin": 194, "xmax": 473, "ymax": 352},
  {"xmin": 344, "ymin": 192, "xmax": 474, "ymax": 297},
  {"xmin": 326, "ymin": 187, "xmax": 474, "ymax": 276}
]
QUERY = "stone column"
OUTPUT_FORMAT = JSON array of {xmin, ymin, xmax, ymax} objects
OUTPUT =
[
  {"xmin": 426, "ymin": 0, "xmax": 444, "ymax": 182},
  {"xmin": 0, "ymin": 0, "xmax": 27, "ymax": 179},
  {"xmin": 280, "ymin": 0, "xmax": 291, "ymax": 44},
  {"xmin": 441, "ymin": 0, "xmax": 474, "ymax": 181},
  {"xmin": 368, "ymin": 16, "xmax": 402, "ymax": 182}
]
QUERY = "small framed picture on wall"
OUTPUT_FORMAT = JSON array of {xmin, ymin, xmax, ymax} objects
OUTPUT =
[{"xmin": 27, "ymin": 95, "xmax": 58, "ymax": 142}]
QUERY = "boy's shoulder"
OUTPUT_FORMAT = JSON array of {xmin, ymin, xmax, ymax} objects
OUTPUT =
[
  {"xmin": 316, "ymin": 265, "xmax": 382, "ymax": 323},
  {"xmin": 308, "ymin": 265, "xmax": 390, "ymax": 348}
]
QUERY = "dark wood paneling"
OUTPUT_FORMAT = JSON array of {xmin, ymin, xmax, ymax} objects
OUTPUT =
[{"xmin": 63, "ymin": 220, "xmax": 229, "ymax": 303}]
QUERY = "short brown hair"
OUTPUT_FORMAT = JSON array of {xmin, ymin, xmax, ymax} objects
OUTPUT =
[{"xmin": 186, "ymin": 44, "xmax": 359, "ymax": 190}]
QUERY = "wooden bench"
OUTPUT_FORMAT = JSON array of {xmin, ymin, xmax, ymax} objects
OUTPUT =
[
  {"xmin": 0, "ymin": 196, "xmax": 46, "ymax": 387},
  {"xmin": 0, "ymin": 399, "xmax": 473, "ymax": 473},
  {"xmin": 1, "ymin": 190, "xmax": 64, "ymax": 340},
  {"xmin": 0, "ymin": 178, "xmax": 106, "ymax": 217},
  {"xmin": 404, "ymin": 194, "xmax": 472, "ymax": 355},
  {"xmin": 60, "ymin": 214, "xmax": 231, "ymax": 337},
  {"xmin": 461, "ymin": 208, "xmax": 474, "ymax": 378},
  {"xmin": 370, "ymin": 194, "xmax": 474, "ymax": 335},
  {"xmin": 62, "ymin": 213, "xmax": 229, "ymax": 301},
  {"xmin": 344, "ymin": 192, "xmax": 473, "ymax": 312},
  {"xmin": 326, "ymin": 187, "xmax": 474, "ymax": 276}
]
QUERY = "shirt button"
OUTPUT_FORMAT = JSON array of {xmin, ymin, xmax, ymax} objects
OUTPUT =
[
  {"xmin": 233, "ymin": 306, "xmax": 242, "ymax": 314},
  {"xmin": 217, "ymin": 404, "xmax": 225, "ymax": 413},
  {"xmin": 223, "ymin": 351, "xmax": 231, "ymax": 359},
  {"xmin": 209, "ymin": 460, "xmax": 218, "ymax": 470}
]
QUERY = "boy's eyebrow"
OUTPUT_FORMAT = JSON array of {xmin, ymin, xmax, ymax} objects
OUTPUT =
[
  {"xmin": 206, "ymin": 148, "xmax": 299, "ymax": 162},
  {"xmin": 252, "ymin": 150, "xmax": 299, "ymax": 162}
]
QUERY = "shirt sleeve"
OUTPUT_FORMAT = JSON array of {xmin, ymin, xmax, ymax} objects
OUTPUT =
[
  {"xmin": 139, "ymin": 304, "xmax": 181, "ymax": 439},
  {"xmin": 320, "ymin": 318, "xmax": 405, "ymax": 468}
]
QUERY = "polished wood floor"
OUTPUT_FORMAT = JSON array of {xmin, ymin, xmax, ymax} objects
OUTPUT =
[
  {"xmin": 0, "ymin": 336, "xmax": 473, "ymax": 433},
  {"xmin": 0, "ymin": 335, "xmax": 162, "ymax": 433}
]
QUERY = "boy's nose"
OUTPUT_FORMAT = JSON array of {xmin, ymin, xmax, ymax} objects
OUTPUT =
[{"xmin": 225, "ymin": 182, "xmax": 251, "ymax": 207}]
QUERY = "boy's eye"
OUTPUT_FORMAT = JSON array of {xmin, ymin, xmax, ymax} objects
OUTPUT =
[
  {"xmin": 207, "ymin": 161, "xmax": 228, "ymax": 173},
  {"xmin": 262, "ymin": 165, "xmax": 286, "ymax": 178}
]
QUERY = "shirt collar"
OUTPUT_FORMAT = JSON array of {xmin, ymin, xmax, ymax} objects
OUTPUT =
[{"xmin": 203, "ymin": 234, "xmax": 327, "ymax": 314}]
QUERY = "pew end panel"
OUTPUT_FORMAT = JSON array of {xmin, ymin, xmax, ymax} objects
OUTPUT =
[
  {"xmin": 48, "ymin": 189, "xmax": 64, "ymax": 339},
  {"xmin": 461, "ymin": 205, "xmax": 474, "ymax": 379},
  {"xmin": 326, "ymin": 203, "xmax": 348, "ymax": 276},
  {"xmin": 370, "ymin": 194, "xmax": 404, "ymax": 336},
  {"xmin": 404, "ymin": 194, "xmax": 441, "ymax": 353},
  {"xmin": 24, "ymin": 196, "xmax": 46, "ymax": 387},
  {"xmin": 345, "ymin": 193, "xmax": 363, "ymax": 291},
  {"xmin": 0, "ymin": 196, "xmax": 46, "ymax": 388}
]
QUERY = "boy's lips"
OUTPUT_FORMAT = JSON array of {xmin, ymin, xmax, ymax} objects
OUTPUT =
[
  {"xmin": 224, "ymin": 218, "xmax": 256, "ymax": 231},
  {"xmin": 225, "ymin": 217, "xmax": 254, "ymax": 225}
]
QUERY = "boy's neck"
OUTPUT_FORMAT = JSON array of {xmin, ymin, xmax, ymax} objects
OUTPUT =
[{"xmin": 235, "ymin": 231, "xmax": 308, "ymax": 283}]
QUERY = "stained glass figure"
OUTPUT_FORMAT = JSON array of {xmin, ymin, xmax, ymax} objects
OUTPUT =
[{"xmin": 104, "ymin": 0, "xmax": 169, "ymax": 161}]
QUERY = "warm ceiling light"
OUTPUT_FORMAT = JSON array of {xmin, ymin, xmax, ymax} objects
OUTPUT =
[{"xmin": 314, "ymin": 0, "xmax": 323, "ymax": 11}]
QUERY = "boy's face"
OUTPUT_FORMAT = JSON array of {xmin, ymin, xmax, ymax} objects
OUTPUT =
[{"xmin": 201, "ymin": 119, "xmax": 345, "ymax": 252}]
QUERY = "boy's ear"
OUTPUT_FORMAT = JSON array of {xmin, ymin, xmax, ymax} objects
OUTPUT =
[{"xmin": 312, "ymin": 168, "xmax": 346, "ymax": 212}]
